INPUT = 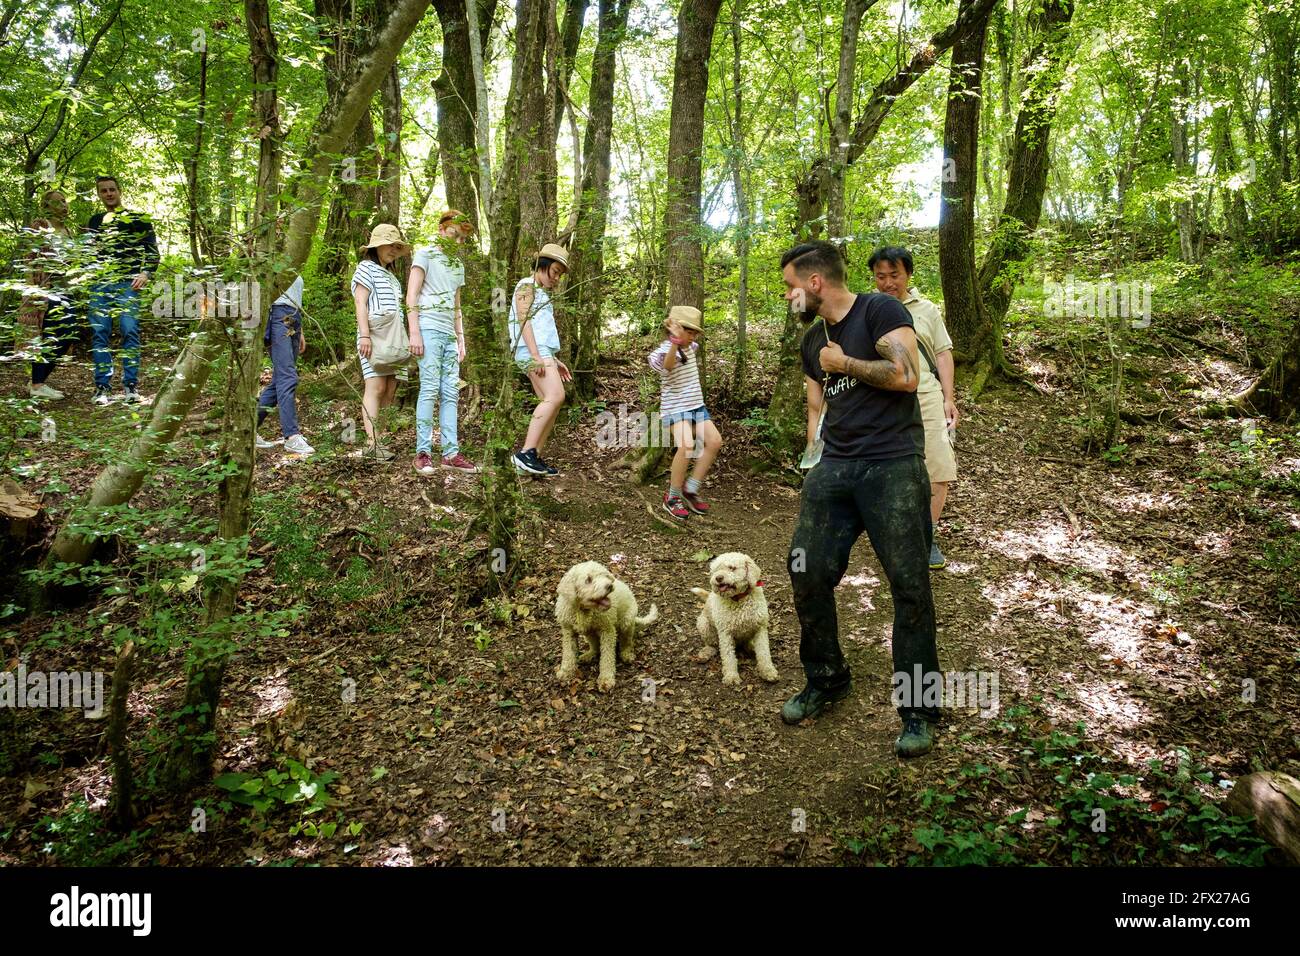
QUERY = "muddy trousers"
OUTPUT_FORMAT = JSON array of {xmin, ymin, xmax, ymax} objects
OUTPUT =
[{"xmin": 787, "ymin": 453, "xmax": 941, "ymax": 721}]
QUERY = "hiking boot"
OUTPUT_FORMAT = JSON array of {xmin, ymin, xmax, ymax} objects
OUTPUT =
[
  {"xmin": 781, "ymin": 681, "xmax": 851, "ymax": 724},
  {"xmin": 663, "ymin": 493, "xmax": 690, "ymax": 520},
  {"xmin": 441, "ymin": 452, "xmax": 479, "ymax": 473},
  {"xmin": 29, "ymin": 383, "xmax": 63, "ymax": 400},
  {"xmin": 414, "ymin": 451, "xmax": 436, "ymax": 475},
  {"xmin": 255, "ymin": 434, "xmax": 281, "ymax": 450},
  {"xmin": 92, "ymin": 388, "xmax": 114, "ymax": 407},
  {"xmin": 513, "ymin": 448, "xmax": 547, "ymax": 475},
  {"xmin": 929, "ymin": 540, "xmax": 946, "ymax": 570},
  {"xmin": 894, "ymin": 716, "xmax": 934, "ymax": 758},
  {"xmin": 121, "ymin": 386, "xmax": 141, "ymax": 404},
  {"xmin": 284, "ymin": 434, "xmax": 315, "ymax": 456},
  {"xmin": 683, "ymin": 490, "xmax": 710, "ymax": 515}
]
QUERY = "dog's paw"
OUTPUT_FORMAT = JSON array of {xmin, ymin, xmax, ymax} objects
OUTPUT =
[
  {"xmin": 758, "ymin": 666, "xmax": 780, "ymax": 682},
  {"xmin": 597, "ymin": 675, "xmax": 616, "ymax": 693},
  {"xmin": 694, "ymin": 645, "xmax": 717, "ymax": 661},
  {"xmin": 556, "ymin": 665, "xmax": 576, "ymax": 681},
  {"xmin": 721, "ymin": 671, "xmax": 741, "ymax": 687},
  {"xmin": 577, "ymin": 650, "xmax": 596, "ymax": 664},
  {"xmin": 618, "ymin": 649, "xmax": 635, "ymax": 664}
]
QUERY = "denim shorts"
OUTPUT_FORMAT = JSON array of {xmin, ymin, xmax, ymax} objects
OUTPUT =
[
  {"xmin": 661, "ymin": 405, "xmax": 711, "ymax": 425},
  {"xmin": 516, "ymin": 345, "xmax": 556, "ymax": 371}
]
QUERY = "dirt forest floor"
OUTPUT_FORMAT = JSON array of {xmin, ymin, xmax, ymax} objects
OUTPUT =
[{"xmin": 2, "ymin": 317, "xmax": 1299, "ymax": 866}]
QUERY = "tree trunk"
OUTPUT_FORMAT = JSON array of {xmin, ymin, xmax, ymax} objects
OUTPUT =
[
  {"xmin": 825, "ymin": 0, "xmax": 875, "ymax": 242},
  {"xmin": 663, "ymin": 0, "xmax": 724, "ymax": 314},
  {"xmin": 1224, "ymin": 771, "xmax": 1300, "ymax": 865},
  {"xmin": 490, "ymin": 0, "xmax": 557, "ymax": 279},
  {"xmin": 728, "ymin": 3, "xmax": 751, "ymax": 398},
  {"xmin": 431, "ymin": 0, "xmax": 495, "ymax": 235},
  {"xmin": 940, "ymin": 0, "xmax": 993, "ymax": 372},
  {"xmin": 975, "ymin": 0, "xmax": 1074, "ymax": 369},
  {"xmin": 42, "ymin": 312, "xmax": 227, "ymax": 572},
  {"xmin": 1170, "ymin": 56, "xmax": 1198, "ymax": 263},
  {"xmin": 156, "ymin": 0, "xmax": 435, "ymax": 794},
  {"xmin": 185, "ymin": 41, "xmax": 210, "ymax": 265},
  {"xmin": 553, "ymin": 0, "xmax": 591, "ymax": 143},
  {"xmin": 569, "ymin": 0, "xmax": 631, "ymax": 401},
  {"xmin": 380, "ymin": 59, "xmax": 403, "ymax": 221},
  {"xmin": 160, "ymin": 0, "xmax": 284, "ymax": 793},
  {"xmin": 771, "ymin": 0, "xmax": 997, "ymax": 459}
]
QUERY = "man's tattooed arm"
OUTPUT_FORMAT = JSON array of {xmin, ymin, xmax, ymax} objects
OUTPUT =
[{"xmin": 841, "ymin": 327, "xmax": 921, "ymax": 392}]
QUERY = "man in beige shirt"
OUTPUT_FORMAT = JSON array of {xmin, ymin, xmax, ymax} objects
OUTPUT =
[{"xmin": 869, "ymin": 246, "xmax": 960, "ymax": 569}]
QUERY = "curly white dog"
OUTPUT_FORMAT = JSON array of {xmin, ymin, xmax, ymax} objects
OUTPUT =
[
  {"xmin": 555, "ymin": 560, "xmax": 659, "ymax": 692},
  {"xmin": 693, "ymin": 552, "xmax": 778, "ymax": 685}
]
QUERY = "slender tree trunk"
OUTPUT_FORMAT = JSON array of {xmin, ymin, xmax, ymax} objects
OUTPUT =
[
  {"xmin": 940, "ymin": 0, "xmax": 993, "ymax": 375},
  {"xmin": 491, "ymin": 0, "xmax": 557, "ymax": 278},
  {"xmin": 975, "ymin": 0, "xmax": 1075, "ymax": 376},
  {"xmin": 160, "ymin": 0, "xmax": 284, "ymax": 793},
  {"xmin": 42, "ymin": 311, "xmax": 227, "ymax": 572},
  {"xmin": 380, "ymin": 59, "xmax": 403, "ymax": 220},
  {"xmin": 186, "ymin": 40, "xmax": 210, "ymax": 265},
  {"xmin": 826, "ymin": 0, "xmax": 875, "ymax": 241},
  {"xmin": 570, "ymin": 0, "xmax": 631, "ymax": 400},
  {"xmin": 728, "ymin": 3, "xmax": 751, "ymax": 397},
  {"xmin": 1171, "ymin": 56, "xmax": 1198, "ymax": 263}
]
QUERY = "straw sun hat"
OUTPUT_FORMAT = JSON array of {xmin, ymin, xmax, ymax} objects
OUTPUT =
[{"xmin": 359, "ymin": 223, "xmax": 412, "ymax": 259}]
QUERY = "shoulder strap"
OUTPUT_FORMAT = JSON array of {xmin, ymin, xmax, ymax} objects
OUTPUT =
[{"xmin": 915, "ymin": 336, "xmax": 939, "ymax": 380}]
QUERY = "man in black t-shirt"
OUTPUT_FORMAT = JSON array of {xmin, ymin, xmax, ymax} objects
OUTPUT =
[
  {"xmin": 779, "ymin": 240, "xmax": 941, "ymax": 758},
  {"xmin": 85, "ymin": 175, "xmax": 159, "ymax": 405}
]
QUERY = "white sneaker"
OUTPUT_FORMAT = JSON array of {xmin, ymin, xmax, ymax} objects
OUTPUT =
[
  {"xmin": 120, "ymin": 387, "xmax": 142, "ymax": 404},
  {"xmin": 29, "ymin": 383, "xmax": 64, "ymax": 400},
  {"xmin": 256, "ymin": 434, "xmax": 282, "ymax": 450},
  {"xmin": 93, "ymin": 390, "xmax": 114, "ymax": 407},
  {"xmin": 284, "ymin": 434, "xmax": 315, "ymax": 456}
]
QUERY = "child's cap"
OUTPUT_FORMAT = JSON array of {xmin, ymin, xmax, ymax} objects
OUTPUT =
[{"xmin": 668, "ymin": 305, "xmax": 703, "ymax": 332}]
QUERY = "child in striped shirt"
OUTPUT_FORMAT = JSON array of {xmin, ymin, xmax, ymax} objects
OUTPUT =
[{"xmin": 648, "ymin": 305, "xmax": 723, "ymax": 520}]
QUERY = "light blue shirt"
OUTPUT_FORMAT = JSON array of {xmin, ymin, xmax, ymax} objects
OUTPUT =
[{"xmin": 507, "ymin": 277, "xmax": 560, "ymax": 359}]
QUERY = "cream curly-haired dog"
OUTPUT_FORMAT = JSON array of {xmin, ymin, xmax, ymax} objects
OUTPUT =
[
  {"xmin": 693, "ymin": 552, "xmax": 778, "ymax": 685},
  {"xmin": 555, "ymin": 561, "xmax": 659, "ymax": 692}
]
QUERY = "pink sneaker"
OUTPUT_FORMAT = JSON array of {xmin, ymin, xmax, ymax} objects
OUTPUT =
[
  {"xmin": 663, "ymin": 493, "xmax": 690, "ymax": 520},
  {"xmin": 413, "ymin": 451, "xmax": 436, "ymax": 476},
  {"xmin": 683, "ymin": 490, "xmax": 710, "ymax": 515},
  {"xmin": 442, "ymin": 452, "xmax": 479, "ymax": 473}
]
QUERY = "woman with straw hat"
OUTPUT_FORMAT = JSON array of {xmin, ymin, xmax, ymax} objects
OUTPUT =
[
  {"xmin": 508, "ymin": 242, "xmax": 571, "ymax": 477},
  {"xmin": 351, "ymin": 222, "xmax": 412, "ymax": 460}
]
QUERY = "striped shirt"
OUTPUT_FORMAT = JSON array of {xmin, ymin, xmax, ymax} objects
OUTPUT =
[
  {"xmin": 351, "ymin": 259, "xmax": 405, "ymax": 379},
  {"xmin": 649, "ymin": 339, "xmax": 705, "ymax": 417}
]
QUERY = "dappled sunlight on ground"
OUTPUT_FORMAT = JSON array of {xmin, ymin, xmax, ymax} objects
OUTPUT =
[
  {"xmin": 251, "ymin": 673, "xmax": 294, "ymax": 718},
  {"xmin": 838, "ymin": 571, "xmax": 879, "ymax": 614},
  {"xmin": 1093, "ymin": 487, "xmax": 1187, "ymax": 516},
  {"xmin": 987, "ymin": 517, "xmax": 1133, "ymax": 579}
]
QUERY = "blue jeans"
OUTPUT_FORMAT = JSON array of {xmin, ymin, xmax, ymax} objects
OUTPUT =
[
  {"xmin": 787, "ymin": 453, "xmax": 940, "ymax": 720},
  {"xmin": 416, "ymin": 327, "xmax": 460, "ymax": 457},
  {"xmin": 89, "ymin": 281, "xmax": 141, "ymax": 390},
  {"xmin": 257, "ymin": 304, "xmax": 302, "ymax": 437}
]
